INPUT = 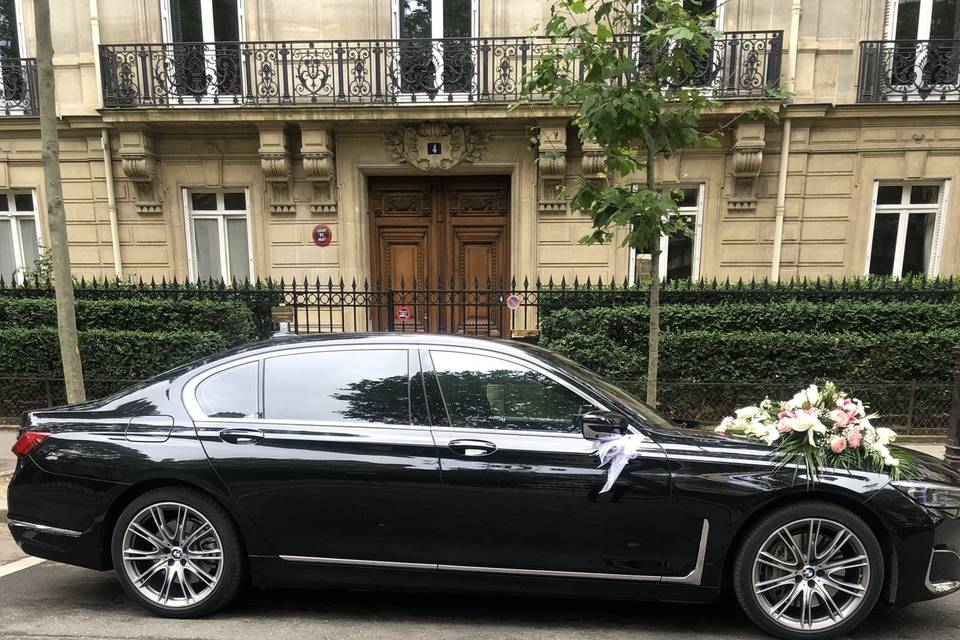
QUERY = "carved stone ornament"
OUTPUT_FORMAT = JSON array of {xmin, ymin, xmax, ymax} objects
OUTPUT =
[
  {"xmin": 385, "ymin": 122, "xmax": 487, "ymax": 171},
  {"xmin": 258, "ymin": 124, "xmax": 295, "ymax": 215},
  {"xmin": 728, "ymin": 122, "xmax": 766, "ymax": 212},
  {"xmin": 118, "ymin": 127, "xmax": 163, "ymax": 215},
  {"xmin": 580, "ymin": 138, "xmax": 606, "ymax": 179},
  {"xmin": 537, "ymin": 122, "xmax": 568, "ymax": 214},
  {"xmin": 300, "ymin": 125, "xmax": 337, "ymax": 215}
]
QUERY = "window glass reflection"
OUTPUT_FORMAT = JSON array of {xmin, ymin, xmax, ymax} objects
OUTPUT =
[
  {"xmin": 196, "ymin": 361, "xmax": 259, "ymax": 418},
  {"xmin": 265, "ymin": 350, "xmax": 410, "ymax": 424},
  {"xmin": 431, "ymin": 351, "xmax": 592, "ymax": 433}
]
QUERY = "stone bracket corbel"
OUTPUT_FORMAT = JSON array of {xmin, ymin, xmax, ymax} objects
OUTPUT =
[
  {"xmin": 258, "ymin": 123, "xmax": 295, "ymax": 215},
  {"xmin": 728, "ymin": 122, "xmax": 766, "ymax": 212},
  {"xmin": 537, "ymin": 121, "xmax": 568, "ymax": 214},
  {"xmin": 118, "ymin": 125, "xmax": 163, "ymax": 215},
  {"xmin": 580, "ymin": 138, "xmax": 606, "ymax": 180},
  {"xmin": 300, "ymin": 124, "xmax": 337, "ymax": 216}
]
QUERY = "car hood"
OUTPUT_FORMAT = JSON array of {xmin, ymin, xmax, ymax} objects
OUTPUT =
[{"xmin": 895, "ymin": 445, "xmax": 960, "ymax": 487}]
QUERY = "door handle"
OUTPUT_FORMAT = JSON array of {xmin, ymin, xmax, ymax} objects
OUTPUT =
[
  {"xmin": 219, "ymin": 428, "xmax": 265, "ymax": 445},
  {"xmin": 448, "ymin": 439, "xmax": 497, "ymax": 457}
]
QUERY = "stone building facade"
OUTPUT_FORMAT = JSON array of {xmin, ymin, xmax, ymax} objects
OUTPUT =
[{"xmin": 0, "ymin": 0, "xmax": 958, "ymax": 287}]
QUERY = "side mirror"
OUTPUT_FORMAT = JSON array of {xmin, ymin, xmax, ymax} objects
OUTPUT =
[{"xmin": 576, "ymin": 410, "xmax": 629, "ymax": 440}]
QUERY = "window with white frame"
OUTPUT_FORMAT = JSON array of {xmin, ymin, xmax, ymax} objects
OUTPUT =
[
  {"xmin": 184, "ymin": 189, "xmax": 252, "ymax": 283},
  {"xmin": 629, "ymin": 185, "xmax": 704, "ymax": 282},
  {"xmin": 867, "ymin": 182, "xmax": 946, "ymax": 278},
  {"xmin": 0, "ymin": 190, "xmax": 40, "ymax": 283}
]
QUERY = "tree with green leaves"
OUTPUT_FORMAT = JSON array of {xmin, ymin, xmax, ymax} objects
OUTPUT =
[{"xmin": 522, "ymin": 0, "xmax": 782, "ymax": 405}]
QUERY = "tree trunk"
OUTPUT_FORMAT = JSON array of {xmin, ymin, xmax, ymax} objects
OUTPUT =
[
  {"xmin": 645, "ymin": 144, "xmax": 659, "ymax": 406},
  {"xmin": 35, "ymin": 0, "xmax": 85, "ymax": 402}
]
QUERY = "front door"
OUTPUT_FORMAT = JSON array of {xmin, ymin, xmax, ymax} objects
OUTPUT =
[
  {"xmin": 421, "ymin": 346, "xmax": 693, "ymax": 580},
  {"xmin": 368, "ymin": 176, "xmax": 510, "ymax": 335}
]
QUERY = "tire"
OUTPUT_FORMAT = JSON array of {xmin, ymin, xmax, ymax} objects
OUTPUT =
[
  {"xmin": 732, "ymin": 501, "xmax": 884, "ymax": 640},
  {"xmin": 111, "ymin": 486, "xmax": 245, "ymax": 618}
]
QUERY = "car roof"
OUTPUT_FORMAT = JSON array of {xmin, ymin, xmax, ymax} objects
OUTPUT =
[{"xmin": 249, "ymin": 332, "xmax": 524, "ymax": 353}]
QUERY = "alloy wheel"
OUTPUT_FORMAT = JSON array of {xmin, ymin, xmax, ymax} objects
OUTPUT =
[
  {"xmin": 120, "ymin": 501, "xmax": 224, "ymax": 609},
  {"xmin": 751, "ymin": 517, "xmax": 871, "ymax": 632}
]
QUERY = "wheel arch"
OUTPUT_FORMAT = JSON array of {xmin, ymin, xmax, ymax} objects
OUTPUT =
[
  {"xmin": 99, "ymin": 478, "xmax": 253, "ymax": 570},
  {"xmin": 721, "ymin": 489, "xmax": 898, "ymax": 603}
]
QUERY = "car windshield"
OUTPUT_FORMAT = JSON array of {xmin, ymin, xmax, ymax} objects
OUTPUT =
[{"xmin": 512, "ymin": 343, "xmax": 676, "ymax": 431}]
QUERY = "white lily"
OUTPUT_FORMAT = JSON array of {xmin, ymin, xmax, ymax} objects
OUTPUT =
[{"xmin": 875, "ymin": 427, "xmax": 898, "ymax": 446}]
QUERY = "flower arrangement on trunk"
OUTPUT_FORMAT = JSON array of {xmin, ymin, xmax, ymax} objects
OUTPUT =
[{"xmin": 714, "ymin": 382, "xmax": 907, "ymax": 479}]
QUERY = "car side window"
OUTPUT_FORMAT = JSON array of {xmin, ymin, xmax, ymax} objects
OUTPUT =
[
  {"xmin": 264, "ymin": 349, "xmax": 410, "ymax": 425},
  {"xmin": 429, "ymin": 350, "xmax": 594, "ymax": 433},
  {"xmin": 195, "ymin": 361, "xmax": 260, "ymax": 419}
]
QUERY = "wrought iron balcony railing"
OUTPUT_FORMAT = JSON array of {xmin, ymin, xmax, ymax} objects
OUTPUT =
[
  {"xmin": 859, "ymin": 39, "xmax": 960, "ymax": 102},
  {"xmin": 100, "ymin": 31, "xmax": 782, "ymax": 108},
  {"xmin": 0, "ymin": 58, "xmax": 38, "ymax": 116}
]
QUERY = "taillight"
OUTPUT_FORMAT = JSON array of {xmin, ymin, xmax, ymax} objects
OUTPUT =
[{"xmin": 11, "ymin": 430, "xmax": 50, "ymax": 457}]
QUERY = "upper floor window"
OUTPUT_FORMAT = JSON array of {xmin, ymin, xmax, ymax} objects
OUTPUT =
[
  {"xmin": 867, "ymin": 182, "xmax": 946, "ymax": 278},
  {"xmin": 0, "ymin": 189, "xmax": 40, "ymax": 283},
  {"xmin": 184, "ymin": 189, "xmax": 252, "ymax": 283},
  {"xmin": 163, "ymin": 0, "xmax": 243, "ymax": 98},
  {"xmin": 890, "ymin": 0, "xmax": 960, "ymax": 40},
  {"xmin": 393, "ymin": 0, "xmax": 477, "ymax": 94},
  {"xmin": 0, "ymin": 0, "xmax": 24, "ymax": 59}
]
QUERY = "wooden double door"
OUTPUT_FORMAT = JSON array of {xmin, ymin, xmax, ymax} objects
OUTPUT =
[{"xmin": 368, "ymin": 176, "xmax": 510, "ymax": 335}]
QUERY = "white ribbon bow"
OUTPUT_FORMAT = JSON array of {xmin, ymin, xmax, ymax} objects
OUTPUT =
[{"xmin": 595, "ymin": 432, "xmax": 647, "ymax": 494}]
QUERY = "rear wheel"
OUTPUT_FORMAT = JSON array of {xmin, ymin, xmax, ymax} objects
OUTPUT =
[
  {"xmin": 733, "ymin": 501, "xmax": 884, "ymax": 640},
  {"xmin": 111, "ymin": 487, "xmax": 244, "ymax": 617}
]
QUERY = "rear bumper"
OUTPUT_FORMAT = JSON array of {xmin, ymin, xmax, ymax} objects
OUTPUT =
[{"xmin": 6, "ymin": 455, "xmax": 124, "ymax": 571}]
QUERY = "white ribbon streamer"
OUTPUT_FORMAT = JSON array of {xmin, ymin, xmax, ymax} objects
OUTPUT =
[{"xmin": 595, "ymin": 432, "xmax": 647, "ymax": 493}]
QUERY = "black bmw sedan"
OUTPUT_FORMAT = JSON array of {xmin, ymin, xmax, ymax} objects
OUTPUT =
[{"xmin": 6, "ymin": 334, "xmax": 960, "ymax": 639}]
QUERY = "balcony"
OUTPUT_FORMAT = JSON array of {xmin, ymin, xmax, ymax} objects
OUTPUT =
[
  {"xmin": 0, "ymin": 58, "xmax": 38, "ymax": 116},
  {"xmin": 99, "ymin": 32, "xmax": 782, "ymax": 109},
  {"xmin": 859, "ymin": 39, "xmax": 960, "ymax": 102}
]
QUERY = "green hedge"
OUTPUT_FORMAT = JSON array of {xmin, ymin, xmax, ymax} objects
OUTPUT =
[
  {"xmin": 543, "ymin": 330, "xmax": 960, "ymax": 383},
  {"xmin": 0, "ymin": 298, "xmax": 255, "ymax": 345},
  {"xmin": 0, "ymin": 327, "xmax": 229, "ymax": 379},
  {"xmin": 541, "ymin": 300, "xmax": 960, "ymax": 341},
  {"xmin": 538, "ymin": 275, "xmax": 960, "ymax": 310}
]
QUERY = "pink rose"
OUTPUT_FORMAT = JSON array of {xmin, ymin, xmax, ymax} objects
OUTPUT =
[
  {"xmin": 830, "ymin": 435, "xmax": 847, "ymax": 454},
  {"xmin": 778, "ymin": 420, "xmax": 792, "ymax": 433},
  {"xmin": 847, "ymin": 427, "xmax": 862, "ymax": 449},
  {"xmin": 829, "ymin": 409, "xmax": 850, "ymax": 429},
  {"xmin": 778, "ymin": 409, "xmax": 795, "ymax": 420}
]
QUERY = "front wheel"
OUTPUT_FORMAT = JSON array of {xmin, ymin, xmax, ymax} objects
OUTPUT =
[
  {"xmin": 733, "ymin": 501, "xmax": 884, "ymax": 640},
  {"xmin": 111, "ymin": 487, "xmax": 245, "ymax": 617}
]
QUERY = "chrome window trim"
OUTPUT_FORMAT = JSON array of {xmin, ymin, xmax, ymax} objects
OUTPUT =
[
  {"xmin": 280, "ymin": 519, "xmax": 709, "ymax": 585},
  {"xmin": 8, "ymin": 519, "xmax": 83, "ymax": 538}
]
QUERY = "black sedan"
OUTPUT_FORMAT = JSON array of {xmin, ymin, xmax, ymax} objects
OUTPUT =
[{"xmin": 7, "ymin": 334, "xmax": 960, "ymax": 640}]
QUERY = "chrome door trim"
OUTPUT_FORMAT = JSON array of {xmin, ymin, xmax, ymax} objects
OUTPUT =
[
  {"xmin": 8, "ymin": 519, "xmax": 83, "ymax": 538},
  {"xmin": 436, "ymin": 563, "xmax": 659, "ymax": 582},
  {"xmin": 278, "ymin": 518, "xmax": 710, "ymax": 585},
  {"xmin": 279, "ymin": 555, "xmax": 436, "ymax": 570}
]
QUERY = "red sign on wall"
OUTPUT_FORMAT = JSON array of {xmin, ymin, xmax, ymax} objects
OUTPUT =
[
  {"xmin": 395, "ymin": 306, "xmax": 412, "ymax": 322},
  {"xmin": 312, "ymin": 224, "xmax": 333, "ymax": 247}
]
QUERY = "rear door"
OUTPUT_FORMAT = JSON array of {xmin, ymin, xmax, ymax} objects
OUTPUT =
[{"xmin": 189, "ymin": 345, "xmax": 441, "ymax": 564}]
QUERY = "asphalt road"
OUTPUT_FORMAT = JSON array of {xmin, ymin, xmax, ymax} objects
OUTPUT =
[{"xmin": 0, "ymin": 528, "xmax": 957, "ymax": 640}]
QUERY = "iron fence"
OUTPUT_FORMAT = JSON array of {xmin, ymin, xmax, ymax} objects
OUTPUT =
[
  {"xmin": 0, "ymin": 376, "xmax": 948, "ymax": 435},
  {"xmin": 0, "ymin": 57, "xmax": 38, "ymax": 116},
  {"xmin": 99, "ymin": 31, "xmax": 782, "ymax": 108},
  {"xmin": 859, "ymin": 39, "xmax": 960, "ymax": 102}
]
